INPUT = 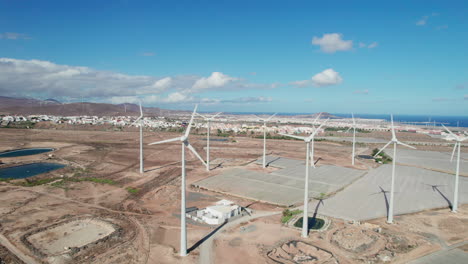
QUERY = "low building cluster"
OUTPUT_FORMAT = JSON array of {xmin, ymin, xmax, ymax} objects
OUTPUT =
[{"xmin": 1, "ymin": 113, "xmax": 463, "ymax": 141}]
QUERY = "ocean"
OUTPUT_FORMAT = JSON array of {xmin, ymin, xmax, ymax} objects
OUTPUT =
[{"xmin": 226, "ymin": 112, "xmax": 468, "ymax": 128}]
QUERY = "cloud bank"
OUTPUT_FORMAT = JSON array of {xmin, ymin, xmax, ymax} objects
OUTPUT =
[{"xmin": 0, "ymin": 58, "xmax": 277, "ymax": 106}]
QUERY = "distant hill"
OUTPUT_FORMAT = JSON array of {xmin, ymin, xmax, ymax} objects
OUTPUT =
[
  {"xmin": 295, "ymin": 112, "xmax": 339, "ymax": 119},
  {"xmin": 0, "ymin": 96, "xmax": 182, "ymax": 117}
]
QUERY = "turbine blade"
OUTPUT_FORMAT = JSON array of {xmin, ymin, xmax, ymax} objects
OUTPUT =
[
  {"xmin": 352, "ymin": 113, "xmax": 356, "ymax": 126},
  {"xmin": 185, "ymin": 141, "xmax": 207, "ymax": 166},
  {"xmin": 451, "ymin": 143, "xmax": 457, "ymax": 162},
  {"xmin": 130, "ymin": 117, "xmax": 142, "ymax": 127},
  {"xmin": 313, "ymin": 112, "xmax": 322, "ymax": 124},
  {"xmin": 251, "ymin": 114, "xmax": 262, "ymax": 121},
  {"xmin": 210, "ymin": 112, "xmax": 222, "ymax": 119},
  {"xmin": 397, "ymin": 141, "xmax": 416, "ymax": 149},
  {"xmin": 390, "ymin": 114, "xmax": 396, "ymax": 140},
  {"xmin": 195, "ymin": 112, "xmax": 207, "ymax": 119},
  {"xmin": 184, "ymin": 104, "xmax": 198, "ymax": 138},
  {"xmin": 309, "ymin": 118, "xmax": 329, "ymax": 139},
  {"xmin": 148, "ymin": 137, "xmax": 181, "ymax": 145},
  {"xmin": 265, "ymin": 112, "xmax": 277, "ymax": 121},
  {"xmin": 345, "ymin": 126, "xmax": 352, "ymax": 133},
  {"xmin": 441, "ymin": 124, "xmax": 458, "ymax": 141},
  {"xmin": 374, "ymin": 141, "xmax": 392, "ymax": 157},
  {"xmin": 139, "ymin": 101, "xmax": 143, "ymax": 116},
  {"xmin": 279, "ymin": 133, "xmax": 306, "ymax": 141}
]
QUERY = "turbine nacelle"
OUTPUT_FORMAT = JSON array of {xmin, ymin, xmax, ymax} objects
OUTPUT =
[
  {"xmin": 373, "ymin": 114, "xmax": 416, "ymax": 158},
  {"xmin": 148, "ymin": 104, "xmax": 207, "ymax": 167}
]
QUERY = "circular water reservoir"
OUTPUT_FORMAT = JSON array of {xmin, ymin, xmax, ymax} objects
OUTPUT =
[
  {"xmin": 0, "ymin": 148, "xmax": 54, "ymax": 158},
  {"xmin": 0, "ymin": 163, "xmax": 65, "ymax": 179}
]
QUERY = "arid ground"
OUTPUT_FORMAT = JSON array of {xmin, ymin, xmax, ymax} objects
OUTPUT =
[{"xmin": 0, "ymin": 127, "xmax": 466, "ymax": 263}]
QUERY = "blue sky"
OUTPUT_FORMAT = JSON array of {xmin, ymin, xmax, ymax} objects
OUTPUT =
[{"xmin": 0, "ymin": 0, "xmax": 467, "ymax": 115}]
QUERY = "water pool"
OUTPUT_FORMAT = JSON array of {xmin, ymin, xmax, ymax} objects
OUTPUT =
[
  {"xmin": 0, "ymin": 148, "xmax": 54, "ymax": 158},
  {"xmin": 0, "ymin": 163, "xmax": 65, "ymax": 179}
]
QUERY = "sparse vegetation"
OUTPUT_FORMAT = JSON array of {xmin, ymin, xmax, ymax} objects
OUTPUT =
[
  {"xmin": 281, "ymin": 209, "xmax": 302, "ymax": 223},
  {"xmin": 372, "ymin": 148, "xmax": 392, "ymax": 164},
  {"xmin": 19, "ymin": 177, "xmax": 60, "ymax": 187},
  {"xmin": 49, "ymin": 176, "xmax": 115, "ymax": 189},
  {"xmin": 5, "ymin": 121, "xmax": 36, "ymax": 129},
  {"xmin": 126, "ymin": 187, "xmax": 139, "ymax": 194}
]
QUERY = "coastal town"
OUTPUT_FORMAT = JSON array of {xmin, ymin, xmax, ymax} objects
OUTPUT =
[{"xmin": 1, "ymin": 112, "xmax": 461, "ymax": 141}]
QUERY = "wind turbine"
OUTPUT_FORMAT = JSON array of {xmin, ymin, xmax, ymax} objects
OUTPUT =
[
  {"xmin": 279, "ymin": 120, "xmax": 328, "ymax": 237},
  {"xmin": 253, "ymin": 113, "xmax": 277, "ymax": 168},
  {"xmin": 196, "ymin": 111, "xmax": 222, "ymax": 171},
  {"xmin": 441, "ymin": 124, "xmax": 467, "ymax": 212},
  {"xmin": 308, "ymin": 113, "xmax": 322, "ymax": 166},
  {"xmin": 373, "ymin": 114, "xmax": 416, "ymax": 224},
  {"xmin": 131, "ymin": 101, "xmax": 144, "ymax": 174},
  {"xmin": 148, "ymin": 104, "xmax": 206, "ymax": 257}
]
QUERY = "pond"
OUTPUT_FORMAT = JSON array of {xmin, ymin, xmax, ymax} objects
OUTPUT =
[
  {"xmin": 0, "ymin": 148, "xmax": 54, "ymax": 158},
  {"xmin": 294, "ymin": 217, "xmax": 325, "ymax": 230},
  {"xmin": 0, "ymin": 163, "xmax": 65, "ymax": 179}
]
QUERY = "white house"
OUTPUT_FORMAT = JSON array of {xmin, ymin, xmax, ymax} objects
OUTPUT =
[{"xmin": 188, "ymin": 199, "xmax": 242, "ymax": 225}]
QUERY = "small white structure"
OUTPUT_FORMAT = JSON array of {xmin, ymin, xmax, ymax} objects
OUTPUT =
[{"xmin": 188, "ymin": 199, "xmax": 241, "ymax": 225}]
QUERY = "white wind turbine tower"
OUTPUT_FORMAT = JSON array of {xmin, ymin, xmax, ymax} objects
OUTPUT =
[
  {"xmin": 350, "ymin": 113, "xmax": 356, "ymax": 165},
  {"xmin": 373, "ymin": 114, "xmax": 416, "ymax": 224},
  {"xmin": 279, "ymin": 120, "xmax": 328, "ymax": 237},
  {"xmin": 131, "ymin": 102, "xmax": 144, "ymax": 174},
  {"xmin": 308, "ymin": 113, "xmax": 322, "ymax": 166},
  {"xmin": 254, "ymin": 113, "xmax": 277, "ymax": 168},
  {"xmin": 196, "ymin": 111, "xmax": 222, "ymax": 171},
  {"xmin": 442, "ymin": 124, "xmax": 467, "ymax": 212},
  {"xmin": 148, "ymin": 105, "xmax": 206, "ymax": 257}
]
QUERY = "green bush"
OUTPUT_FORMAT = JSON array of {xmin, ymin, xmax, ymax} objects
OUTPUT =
[
  {"xmin": 127, "ymin": 187, "xmax": 139, "ymax": 194},
  {"xmin": 281, "ymin": 209, "xmax": 302, "ymax": 223}
]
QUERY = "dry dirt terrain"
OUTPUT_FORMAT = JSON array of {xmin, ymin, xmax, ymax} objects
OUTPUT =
[{"xmin": 0, "ymin": 127, "xmax": 466, "ymax": 263}]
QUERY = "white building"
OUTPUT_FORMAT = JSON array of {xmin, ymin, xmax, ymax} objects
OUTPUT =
[{"xmin": 188, "ymin": 199, "xmax": 242, "ymax": 225}]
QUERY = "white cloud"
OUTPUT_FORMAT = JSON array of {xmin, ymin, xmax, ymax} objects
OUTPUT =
[
  {"xmin": 436, "ymin": 25, "xmax": 448, "ymax": 30},
  {"xmin": 192, "ymin": 72, "xmax": 238, "ymax": 90},
  {"xmin": 311, "ymin": 68, "xmax": 343, "ymax": 87},
  {"xmin": 416, "ymin": 13, "xmax": 439, "ymax": 26},
  {"xmin": 291, "ymin": 68, "xmax": 343, "ymax": 88},
  {"xmin": 109, "ymin": 96, "xmax": 140, "ymax": 104},
  {"xmin": 368, "ymin": 42, "xmax": 378, "ymax": 48},
  {"xmin": 353, "ymin": 89, "xmax": 369, "ymax": 94},
  {"xmin": 311, "ymin": 33, "xmax": 353, "ymax": 53},
  {"xmin": 164, "ymin": 92, "xmax": 192, "ymax": 103},
  {"xmin": 223, "ymin": 96, "xmax": 272, "ymax": 103},
  {"xmin": 0, "ymin": 58, "xmax": 279, "ymax": 106},
  {"xmin": 416, "ymin": 16, "xmax": 429, "ymax": 26},
  {"xmin": 359, "ymin": 42, "xmax": 378, "ymax": 49},
  {"xmin": 152, "ymin": 77, "xmax": 172, "ymax": 90},
  {"xmin": 141, "ymin": 52, "xmax": 155, "ymax": 57},
  {"xmin": 432, "ymin": 97, "xmax": 454, "ymax": 102},
  {"xmin": 0, "ymin": 32, "xmax": 30, "ymax": 40},
  {"xmin": 0, "ymin": 58, "xmax": 175, "ymax": 98}
]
